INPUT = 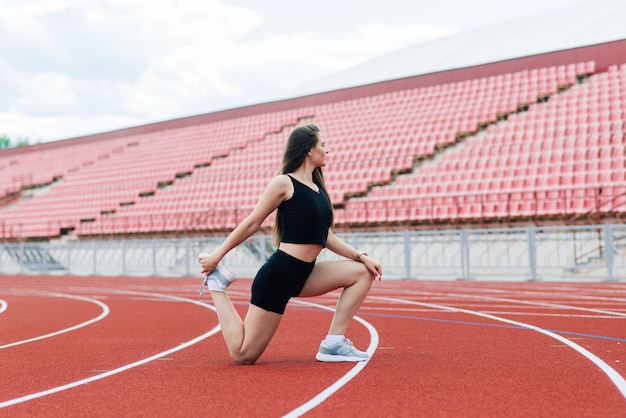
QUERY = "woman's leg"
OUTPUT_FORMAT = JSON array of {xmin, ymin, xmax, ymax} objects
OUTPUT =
[
  {"xmin": 298, "ymin": 260, "xmax": 372, "ymax": 335},
  {"xmin": 210, "ymin": 291, "xmax": 283, "ymax": 364}
]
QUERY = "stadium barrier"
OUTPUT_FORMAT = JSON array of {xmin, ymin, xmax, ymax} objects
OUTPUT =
[{"xmin": 1, "ymin": 224, "xmax": 623, "ymax": 281}]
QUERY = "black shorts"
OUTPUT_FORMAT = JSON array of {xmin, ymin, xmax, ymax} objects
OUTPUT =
[{"xmin": 251, "ymin": 249, "xmax": 315, "ymax": 314}]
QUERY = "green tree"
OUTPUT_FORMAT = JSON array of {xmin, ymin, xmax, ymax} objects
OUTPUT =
[
  {"xmin": 0, "ymin": 135, "xmax": 30, "ymax": 149},
  {"xmin": 14, "ymin": 137, "xmax": 30, "ymax": 147},
  {"xmin": 0, "ymin": 135, "xmax": 10, "ymax": 149}
]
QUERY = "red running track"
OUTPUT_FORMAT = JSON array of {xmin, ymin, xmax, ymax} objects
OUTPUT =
[{"xmin": 0, "ymin": 275, "xmax": 625, "ymax": 417}]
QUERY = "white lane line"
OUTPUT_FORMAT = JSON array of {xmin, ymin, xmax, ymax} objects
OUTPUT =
[
  {"xmin": 477, "ymin": 312, "xmax": 625, "ymax": 319},
  {"xmin": 412, "ymin": 290, "xmax": 626, "ymax": 318},
  {"xmin": 0, "ymin": 292, "xmax": 110, "ymax": 350},
  {"xmin": 372, "ymin": 295, "xmax": 626, "ymax": 401},
  {"xmin": 365, "ymin": 306, "xmax": 625, "ymax": 319},
  {"xmin": 0, "ymin": 291, "xmax": 220, "ymax": 409},
  {"xmin": 0, "ymin": 299, "xmax": 7, "ymax": 314},
  {"xmin": 281, "ymin": 299, "xmax": 379, "ymax": 418}
]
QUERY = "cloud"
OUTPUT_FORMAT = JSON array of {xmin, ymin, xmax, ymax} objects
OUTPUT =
[
  {"xmin": 246, "ymin": 23, "xmax": 457, "ymax": 90},
  {"xmin": 0, "ymin": 0, "xmax": 455, "ymax": 142}
]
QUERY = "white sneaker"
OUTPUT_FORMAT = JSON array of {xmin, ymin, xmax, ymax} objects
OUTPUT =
[
  {"xmin": 315, "ymin": 337, "xmax": 369, "ymax": 362},
  {"xmin": 199, "ymin": 262, "xmax": 236, "ymax": 296}
]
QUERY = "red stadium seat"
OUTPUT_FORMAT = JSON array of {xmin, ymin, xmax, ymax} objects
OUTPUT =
[{"xmin": 4, "ymin": 57, "xmax": 624, "ymax": 238}]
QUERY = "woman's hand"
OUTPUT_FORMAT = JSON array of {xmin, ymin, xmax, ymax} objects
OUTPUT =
[
  {"xmin": 360, "ymin": 255, "xmax": 382, "ymax": 281},
  {"xmin": 198, "ymin": 252, "xmax": 220, "ymax": 276}
]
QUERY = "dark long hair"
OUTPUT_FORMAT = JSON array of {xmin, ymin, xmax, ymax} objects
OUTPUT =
[{"xmin": 273, "ymin": 123, "xmax": 333, "ymax": 245}]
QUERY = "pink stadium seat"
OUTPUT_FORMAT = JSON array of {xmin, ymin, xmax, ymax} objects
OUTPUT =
[{"xmin": 4, "ymin": 57, "xmax": 625, "ymax": 237}]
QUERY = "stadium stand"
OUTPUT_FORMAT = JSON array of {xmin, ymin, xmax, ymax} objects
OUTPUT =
[
  {"xmin": 356, "ymin": 61, "xmax": 626, "ymax": 226},
  {"xmin": 1, "ymin": 41, "xmax": 625, "ymax": 241}
]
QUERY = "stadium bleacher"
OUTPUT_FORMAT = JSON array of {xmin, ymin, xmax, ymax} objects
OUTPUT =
[
  {"xmin": 353, "ymin": 61, "xmax": 626, "ymax": 225},
  {"xmin": 0, "ymin": 44, "xmax": 625, "ymax": 241}
]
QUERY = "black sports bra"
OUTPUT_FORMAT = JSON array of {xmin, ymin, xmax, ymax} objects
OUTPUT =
[{"xmin": 278, "ymin": 175, "xmax": 332, "ymax": 246}]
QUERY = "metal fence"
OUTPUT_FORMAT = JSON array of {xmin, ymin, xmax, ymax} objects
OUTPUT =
[{"xmin": 1, "ymin": 224, "xmax": 624, "ymax": 281}]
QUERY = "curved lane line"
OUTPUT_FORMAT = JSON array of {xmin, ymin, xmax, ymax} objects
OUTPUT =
[
  {"xmin": 0, "ymin": 291, "xmax": 221, "ymax": 409},
  {"xmin": 372, "ymin": 295, "xmax": 626, "ymax": 401},
  {"xmin": 0, "ymin": 299, "xmax": 7, "ymax": 314},
  {"xmin": 416, "ymin": 291, "xmax": 626, "ymax": 318},
  {"xmin": 281, "ymin": 298, "xmax": 379, "ymax": 418},
  {"xmin": 0, "ymin": 292, "xmax": 110, "ymax": 350}
]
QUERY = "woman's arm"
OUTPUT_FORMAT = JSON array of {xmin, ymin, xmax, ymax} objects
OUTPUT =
[
  {"xmin": 199, "ymin": 175, "xmax": 292, "ymax": 274},
  {"xmin": 325, "ymin": 229, "xmax": 383, "ymax": 280}
]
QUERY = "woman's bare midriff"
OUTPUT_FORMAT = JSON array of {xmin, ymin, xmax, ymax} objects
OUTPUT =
[{"xmin": 278, "ymin": 242, "xmax": 324, "ymax": 263}]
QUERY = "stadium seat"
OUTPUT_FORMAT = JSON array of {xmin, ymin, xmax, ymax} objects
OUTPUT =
[{"xmin": 5, "ymin": 57, "xmax": 626, "ymax": 238}]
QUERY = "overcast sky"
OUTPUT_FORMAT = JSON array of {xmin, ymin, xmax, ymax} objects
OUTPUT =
[{"xmin": 0, "ymin": 0, "xmax": 589, "ymax": 143}]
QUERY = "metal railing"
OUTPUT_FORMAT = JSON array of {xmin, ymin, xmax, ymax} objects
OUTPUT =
[{"xmin": 1, "ymin": 224, "xmax": 623, "ymax": 281}]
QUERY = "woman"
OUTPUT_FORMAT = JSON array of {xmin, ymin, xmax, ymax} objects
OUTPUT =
[{"xmin": 198, "ymin": 123, "xmax": 382, "ymax": 365}]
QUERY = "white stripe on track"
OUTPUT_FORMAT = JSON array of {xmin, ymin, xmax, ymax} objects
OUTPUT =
[
  {"xmin": 0, "ymin": 291, "xmax": 221, "ymax": 409},
  {"xmin": 0, "ymin": 292, "xmax": 110, "ymax": 350},
  {"xmin": 0, "ymin": 299, "xmax": 7, "ymax": 314},
  {"xmin": 421, "ymin": 291, "xmax": 626, "ymax": 318},
  {"xmin": 372, "ymin": 296, "xmax": 626, "ymax": 401},
  {"xmin": 281, "ymin": 299, "xmax": 379, "ymax": 418}
]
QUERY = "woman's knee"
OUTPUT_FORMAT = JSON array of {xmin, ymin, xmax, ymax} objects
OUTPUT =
[
  {"xmin": 355, "ymin": 263, "xmax": 373, "ymax": 288},
  {"xmin": 229, "ymin": 345, "xmax": 264, "ymax": 364},
  {"xmin": 232, "ymin": 352, "xmax": 260, "ymax": 365}
]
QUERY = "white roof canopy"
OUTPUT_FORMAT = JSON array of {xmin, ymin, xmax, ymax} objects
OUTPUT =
[{"xmin": 298, "ymin": 0, "xmax": 626, "ymax": 95}]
